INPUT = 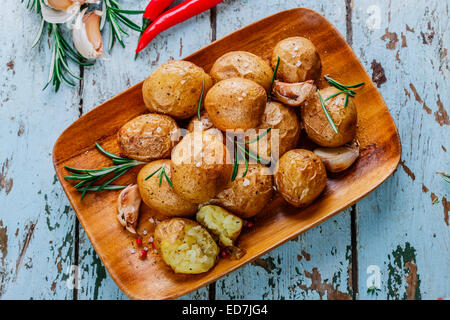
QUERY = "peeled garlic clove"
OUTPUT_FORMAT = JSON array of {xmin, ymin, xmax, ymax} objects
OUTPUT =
[
  {"xmin": 117, "ymin": 184, "xmax": 142, "ymax": 234},
  {"xmin": 41, "ymin": 0, "xmax": 80, "ymax": 23},
  {"xmin": 72, "ymin": 8, "xmax": 103, "ymax": 59},
  {"xmin": 272, "ymin": 80, "xmax": 316, "ymax": 107},
  {"xmin": 314, "ymin": 142, "xmax": 360, "ymax": 173}
]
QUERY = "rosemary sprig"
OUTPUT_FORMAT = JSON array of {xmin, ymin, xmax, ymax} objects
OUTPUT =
[
  {"xmin": 64, "ymin": 143, "xmax": 146, "ymax": 200},
  {"xmin": 437, "ymin": 171, "xmax": 450, "ymax": 183},
  {"xmin": 144, "ymin": 163, "xmax": 173, "ymax": 187},
  {"xmin": 318, "ymin": 89, "xmax": 338, "ymax": 134},
  {"xmin": 197, "ymin": 75, "xmax": 205, "ymax": 120},
  {"xmin": 267, "ymin": 56, "xmax": 280, "ymax": 100},
  {"xmin": 103, "ymin": 0, "xmax": 144, "ymax": 52},
  {"xmin": 324, "ymin": 75, "xmax": 365, "ymax": 107}
]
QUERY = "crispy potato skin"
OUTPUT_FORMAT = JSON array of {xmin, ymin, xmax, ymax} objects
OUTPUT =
[
  {"xmin": 216, "ymin": 164, "xmax": 273, "ymax": 218},
  {"xmin": 171, "ymin": 131, "xmax": 232, "ymax": 203},
  {"xmin": 210, "ymin": 51, "xmax": 273, "ymax": 91},
  {"xmin": 302, "ymin": 86, "xmax": 357, "ymax": 147},
  {"xmin": 196, "ymin": 205, "xmax": 243, "ymax": 247},
  {"xmin": 187, "ymin": 111, "xmax": 225, "ymax": 143},
  {"xmin": 205, "ymin": 78, "xmax": 267, "ymax": 131},
  {"xmin": 248, "ymin": 101, "xmax": 301, "ymax": 161},
  {"xmin": 137, "ymin": 160, "xmax": 198, "ymax": 217},
  {"xmin": 154, "ymin": 218, "xmax": 219, "ymax": 274},
  {"xmin": 142, "ymin": 60, "xmax": 213, "ymax": 119},
  {"xmin": 117, "ymin": 113, "xmax": 179, "ymax": 161},
  {"xmin": 272, "ymin": 37, "xmax": 321, "ymax": 83},
  {"xmin": 275, "ymin": 149, "xmax": 327, "ymax": 207}
]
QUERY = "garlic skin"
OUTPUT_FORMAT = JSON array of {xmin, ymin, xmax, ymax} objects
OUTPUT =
[
  {"xmin": 272, "ymin": 80, "xmax": 316, "ymax": 107},
  {"xmin": 72, "ymin": 8, "xmax": 103, "ymax": 59},
  {"xmin": 41, "ymin": 0, "xmax": 99, "ymax": 24},
  {"xmin": 117, "ymin": 185, "xmax": 142, "ymax": 234},
  {"xmin": 313, "ymin": 141, "xmax": 360, "ymax": 173}
]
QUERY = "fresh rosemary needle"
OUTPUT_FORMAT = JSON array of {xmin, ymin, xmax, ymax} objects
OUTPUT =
[
  {"xmin": 267, "ymin": 56, "xmax": 280, "ymax": 100},
  {"xmin": 64, "ymin": 143, "xmax": 146, "ymax": 200},
  {"xmin": 437, "ymin": 171, "xmax": 450, "ymax": 183},
  {"xmin": 197, "ymin": 74, "xmax": 205, "ymax": 120},
  {"xmin": 145, "ymin": 163, "xmax": 173, "ymax": 187},
  {"xmin": 318, "ymin": 89, "xmax": 338, "ymax": 134},
  {"xmin": 324, "ymin": 75, "xmax": 365, "ymax": 107}
]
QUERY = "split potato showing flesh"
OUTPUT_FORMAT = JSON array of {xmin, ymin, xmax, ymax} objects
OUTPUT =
[
  {"xmin": 302, "ymin": 86, "xmax": 357, "ymax": 147},
  {"xmin": 196, "ymin": 205, "xmax": 243, "ymax": 247},
  {"xmin": 171, "ymin": 131, "xmax": 233, "ymax": 203},
  {"xmin": 205, "ymin": 78, "xmax": 267, "ymax": 131},
  {"xmin": 117, "ymin": 113, "xmax": 179, "ymax": 162},
  {"xmin": 210, "ymin": 51, "xmax": 273, "ymax": 91},
  {"xmin": 272, "ymin": 36, "xmax": 322, "ymax": 83},
  {"xmin": 137, "ymin": 160, "xmax": 198, "ymax": 217},
  {"xmin": 142, "ymin": 60, "xmax": 213, "ymax": 119},
  {"xmin": 216, "ymin": 164, "xmax": 273, "ymax": 218},
  {"xmin": 275, "ymin": 149, "xmax": 327, "ymax": 207},
  {"xmin": 154, "ymin": 218, "xmax": 219, "ymax": 274},
  {"xmin": 248, "ymin": 101, "xmax": 301, "ymax": 161}
]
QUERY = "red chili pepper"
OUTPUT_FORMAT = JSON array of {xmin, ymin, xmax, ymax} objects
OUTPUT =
[
  {"xmin": 136, "ymin": 0, "xmax": 223, "ymax": 53},
  {"xmin": 139, "ymin": 249, "xmax": 147, "ymax": 259},
  {"xmin": 246, "ymin": 220, "xmax": 254, "ymax": 228},
  {"xmin": 220, "ymin": 249, "xmax": 228, "ymax": 258},
  {"xmin": 151, "ymin": 242, "xmax": 156, "ymax": 249},
  {"xmin": 143, "ymin": 0, "xmax": 175, "ymax": 21},
  {"xmin": 136, "ymin": 237, "xmax": 143, "ymax": 246}
]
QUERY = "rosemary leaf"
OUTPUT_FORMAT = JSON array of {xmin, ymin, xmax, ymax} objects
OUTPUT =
[
  {"xmin": 318, "ymin": 90, "xmax": 338, "ymax": 134},
  {"xmin": 244, "ymin": 128, "xmax": 271, "ymax": 145},
  {"xmin": 198, "ymin": 75, "xmax": 205, "ymax": 120},
  {"xmin": 267, "ymin": 56, "xmax": 280, "ymax": 100},
  {"xmin": 231, "ymin": 140, "xmax": 239, "ymax": 182}
]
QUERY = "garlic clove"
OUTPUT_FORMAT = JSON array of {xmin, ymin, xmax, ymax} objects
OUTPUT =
[
  {"xmin": 314, "ymin": 141, "xmax": 360, "ymax": 173},
  {"xmin": 46, "ymin": 0, "xmax": 75, "ymax": 11},
  {"xmin": 272, "ymin": 80, "xmax": 316, "ymax": 107},
  {"xmin": 117, "ymin": 184, "xmax": 142, "ymax": 234},
  {"xmin": 41, "ymin": 0, "xmax": 80, "ymax": 24},
  {"xmin": 72, "ymin": 8, "xmax": 103, "ymax": 59}
]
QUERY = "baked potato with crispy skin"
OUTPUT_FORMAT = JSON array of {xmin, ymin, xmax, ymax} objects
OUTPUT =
[
  {"xmin": 275, "ymin": 149, "xmax": 327, "ymax": 207},
  {"xmin": 216, "ymin": 164, "xmax": 273, "ymax": 218},
  {"xmin": 154, "ymin": 218, "xmax": 219, "ymax": 274},
  {"xmin": 142, "ymin": 60, "xmax": 213, "ymax": 119},
  {"xmin": 272, "ymin": 37, "xmax": 321, "ymax": 83},
  {"xmin": 187, "ymin": 111, "xmax": 224, "ymax": 142},
  {"xmin": 117, "ymin": 113, "xmax": 179, "ymax": 162},
  {"xmin": 248, "ymin": 101, "xmax": 301, "ymax": 161},
  {"xmin": 210, "ymin": 51, "xmax": 273, "ymax": 91},
  {"xmin": 196, "ymin": 205, "xmax": 243, "ymax": 247},
  {"xmin": 302, "ymin": 86, "xmax": 357, "ymax": 147},
  {"xmin": 204, "ymin": 78, "xmax": 267, "ymax": 131},
  {"xmin": 137, "ymin": 160, "xmax": 198, "ymax": 217},
  {"xmin": 171, "ymin": 131, "xmax": 232, "ymax": 203}
]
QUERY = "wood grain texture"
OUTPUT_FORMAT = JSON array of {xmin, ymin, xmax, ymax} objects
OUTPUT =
[
  {"xmin": 52, "ymin": 7, "xmax": 400, "ymax": 300},
  {"xmin": 351, "ymin": 0, "xmax": 449, "ymax": 300},
  {"xmin": 214, "ymin": 0, "xmax": 354, "ymax": 300}
]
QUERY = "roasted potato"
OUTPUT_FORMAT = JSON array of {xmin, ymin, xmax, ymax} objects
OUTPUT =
[
  {"xmin": 210, "ymin": 51, "xmax": 273, "ymax": 91},
  {"xmin": 204, "ymin": 78, "xmax": 267, "ymax": 131},
  {"xmin": 142, "ymin": 60, "xmax": 213, "ymax": 119},
  {"xmin": 272, "ymin": 37, "xmax": 321, "ymax": 83},
  {"xmin": 154, "ymin": 218, "xmax": 219, "ymax": 274},
  {"xmin": 274, "ymin": 149, "xmax": 327, "ymax": 207},
  {"xmin": 171, "ymin": 131, "xmax": 233, "ymax": 203},
  {"xmin": 216, "ymin": 164, "xmax": 273, "ymax": 218},
  {"xmin": 248, "ymin": 101, "xmax": 301, "ymax": 161},
  {"xmin": 187, "ymin": 111, "xmax": 224, "ymax": 142},
  {"xmin": 137, "ymin": 160, "xmax": 198, "ymax": 217},
  {"xmin": 302, "ymin": 86, "xmax": 357, "ymax": 147},
  {"xmin": 117, "ymin": 113, "xmax": 179, "ymax": 162},
  {"xmin": 196, "ymin": 205, "xmax": 243, "ymax": 247}
]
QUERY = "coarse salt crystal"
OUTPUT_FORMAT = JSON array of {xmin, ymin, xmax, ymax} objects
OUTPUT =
[
  {"xmin": 294, "ymin": 46, "xmax": 299, "ymax": 51},
  {"xmin": 130, "ymin": 249, "xmax": 135, "ymax": 254},
  {"xmin": 196, "ymin": 162, "xmax": 201, "ymax": 167},
  {"xmin": 156, "ymin": 127, "xmax": 162, "ymax": 133},
  {"xmin": 237, "ymin": 97, "xmax": 243, "ymax": 101},
  {"xmin": 148, "ymin": 236, "xmax": 154, "ymax": 243},
  {"xmin": 149, "ymin": 217, "xmax": 155, "ymax": 223},
  {"xmin": 296, "ymin": 61, "xmax": 302, "ymax": 67},
  {"xmin": 180, "ymin": 80, "xmax": 186, "ymax": 85},
  {"xmin": 144, "ymin": 247, "xmax": 148, "ymax": 251},
  {"xmin": 242, "ymin": 178, "xmax": 250, "ymax": 187},
  {"xmin": 242, "ymin": 92, "xmax": 247, "ymax": 97},
  {"xmin": 154, "ymin": 249, "xmax": 158, "ymax": 254},
  {"xmin": 143, "ymin": 229, "xmax": 148, "ymax": 235},
  {"xmin": 156, "ymin": 220, "xmax": 160, "ymax": 225}
]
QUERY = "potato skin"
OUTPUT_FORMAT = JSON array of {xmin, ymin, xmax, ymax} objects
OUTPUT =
[
  {"xmin": 248, "ymin": 101, "xmax": 301, "ymax": 161},
  {"xmin": 142, "ymin": 60, "xmax": 213, "ymax": 119},
  {"xmin": 272, "ymin": 37, "xmax": 321, "ymax": 83},
  {"xmin": 171, "ymin": 131, "xmax": 233, "ymax": 203},
  {"xmin": 275, "ymin": 149, "xmax": 327, "ymax": 207},
  {"xmin": 204, "ymin": 78, "xmax": 267, "ymax": 131},
  {"xmin": 154, "ymin": 218, "xmax": 219, "ymax": 274},
  {"xmin": 187, "ymin": 111, "xmax": 225, "ymax": 144},
  {"xmin": 210, "ymin": 51, "xmax": 273, "ymax": 91},
  {"xmin": 302, "ymin": 86, "xmax": 357, "ymax": 147},
  {"xmin": 137, "ymin": 160, "xmax": 198, "ymax": 217},
  {"xmin": 216, "ymin": 164, "xmax": 273, "ymax": 218},
  {"xmin": 196, "ymin": 205, "xmax": 243, "ymax": 247},
  {"xmin": 117, "ymin": 113, "xmax": 179, "ymax": 161}
]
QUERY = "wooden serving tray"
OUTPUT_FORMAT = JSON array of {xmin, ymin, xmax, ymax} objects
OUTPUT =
[{"xmin": 53, "ymin": 8, "xmax": 401, "ymax": 300}]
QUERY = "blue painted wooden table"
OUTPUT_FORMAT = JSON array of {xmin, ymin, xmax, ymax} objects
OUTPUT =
[{"xmin": 0, "ymin": 0, "xmax": 448, "ymax": 300}]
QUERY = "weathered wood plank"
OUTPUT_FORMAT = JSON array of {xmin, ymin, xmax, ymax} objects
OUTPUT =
[
  {"xmin": 351, "ymin": 0, "xmax": 449, "ymax": 299},
  {"xmin": 214, "ymin": 0, "xmax": 353, "ymax": 300},
  {"xmin": 0, "ymin": 1, "xmax": 81, "ymax": 299},
  {"xmin": 76, "ymin": 0, "xmax": 212, "ymax": 300}
]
